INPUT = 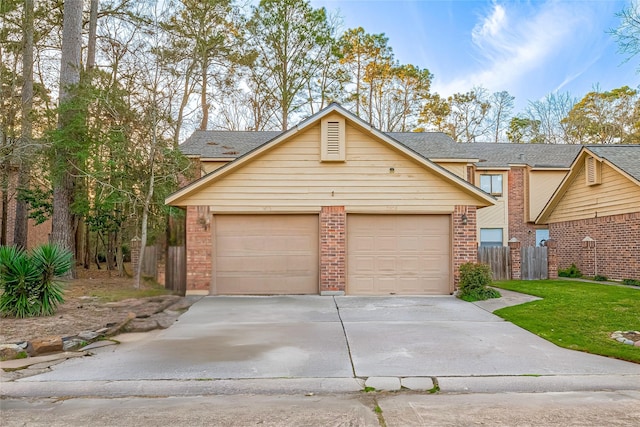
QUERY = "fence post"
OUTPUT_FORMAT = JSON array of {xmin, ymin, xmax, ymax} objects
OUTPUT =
[
  {"xmin": 508, "ymin": 238, "xmax": 521, "ymax": 280},
  {"xmin": 130, "ymin": 237, "xmax": 141, "ymax": 275},
  {"xmin": 546, "ymin": 239, "xmax": 558, "ymax": 279}
]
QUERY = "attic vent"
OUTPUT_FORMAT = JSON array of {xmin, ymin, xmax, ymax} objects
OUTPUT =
[
  {"xmin": 585, "ymin": 156, "xmax": 601, "ymax": 186},
  {"xmin": 321, "ymin": 116, "xmax": 345, "ymax": 161}
]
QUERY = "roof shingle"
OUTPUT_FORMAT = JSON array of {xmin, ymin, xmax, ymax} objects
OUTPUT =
[{"xmin": 180, "ymin": 130, "xmax": 583, "ymax": 168}]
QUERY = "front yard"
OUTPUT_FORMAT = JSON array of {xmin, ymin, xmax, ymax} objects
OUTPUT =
[{"xmin": 492, "ymin": 280, "xmax": 640, "ymax": 364}]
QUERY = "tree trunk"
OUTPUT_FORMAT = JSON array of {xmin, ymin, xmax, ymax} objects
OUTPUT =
[
  {"xmin": 86, "ymin": 0, "xmax": 99, "ymax": 72},
  {"xmin": 52, "ymin": 0, "xmax": 83, "ymax": 274},
  {"xmin": 199, "ymin": 59, "xmax": 208, "ymax": 130},
  {"xmin": 14, "ymin": 0, "xmax": 35, "ymax": 249}
]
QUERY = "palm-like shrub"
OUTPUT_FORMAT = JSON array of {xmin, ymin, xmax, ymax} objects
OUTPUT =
[{"xmin": 0, "ymin": 244, "xmax": 72, "ymax": 318}]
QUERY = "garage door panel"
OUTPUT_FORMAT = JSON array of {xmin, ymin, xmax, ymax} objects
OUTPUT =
[
  {"xmin": 348, "ymin": 215, "xmax": 451, "ymax": 295},
  {"xmin": 215, "ymin": 215, "xmax": 318, "ymax": 295}
]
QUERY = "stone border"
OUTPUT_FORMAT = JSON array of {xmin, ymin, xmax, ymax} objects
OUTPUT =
[{"xmin": 610, "ymin": 331, "xmax": 640, "ymax": 347}]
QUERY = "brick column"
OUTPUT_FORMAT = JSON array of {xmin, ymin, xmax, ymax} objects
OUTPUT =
[
  {"xmin": 185, "ymin": 206, "xmax": 213, "ymax": 294},
  {"xmin": 453, "ymin": 205, "xmax": 478, "ymax": 290},
  {"xmin": 581, "ymin": 237, "xmax": 596, "ymax": 277},
  {"xmin": 546, "ymin": 239, "xmax": 558, "ymax": 279},
  {"xmin": 508, "ymin": 238, "xmax": 521, "ymax": 280},
  {"xmin": 319, "ymin": 206, "xmax": 346, "ymax": 295}
]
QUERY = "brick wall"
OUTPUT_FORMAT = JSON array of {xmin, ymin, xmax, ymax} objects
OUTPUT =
[
  {"xmin": 453, "ymin": 205, "xmax": 478, "ymax": 289},
  {"xmin": 549, "ymin": 212, "xmax": 640, "ymax": 280},
  {"xmin": 319, "ymin": 206, "xmax": 346, "ymax": 293},
  {"xmin": 185, "ymin": 206, "xmax": 213, "ymax": 292},
  {"xmin": 1, "ymin": 167, "xmax": 52, "ymax": 249},
  {"xmin": 0, "ymin": 167, "xmax": 18, "ymax": 245},
  {"xmin": 507, "ymin": 167, "xmax": 538, "ymax": 246}
]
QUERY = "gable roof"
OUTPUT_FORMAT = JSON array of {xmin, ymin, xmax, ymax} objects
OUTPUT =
[
  {"xmin": 167, "ymin": 103, "xmax": 496, "ymax": 207},
  {"xmin": 180, "ymin": 129, "xmax": 581, "ymax": 169},
  {"xmin": 586, "ymin": 145, "xmax": 640, "ymax": 182},
  {"xmin": 536, "ymin": 145, "xmax": 640, "ymax": 224},
  {"xmin": 180, "ymin": 130, "xmax": 281, "ymax": 158}
]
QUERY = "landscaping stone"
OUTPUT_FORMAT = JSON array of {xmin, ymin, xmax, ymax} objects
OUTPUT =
[
  {"xmin": 80, "ymin": 340, "xmax": 117, "ymax": 351},
  {"xmin": 124, "ymin": 318, "xmax": 159, "ymax": 333},
  {"xmin": 0, "ymin": 344, "xmax": 27, "ymax": 361},
  {"xmin": 154, "ymin": 312, "xmax": 179, "ymax": 329},
  {"xmin": 62, "ymin": 339, "xmax": 86, "ymax": 351},
  {"xmin": 78, "ymin": 331, "xmax": 100, "ymax": 341},
  {"xmin": 29, "ymin": 336, "xmax": 63, "ymax": 356}
]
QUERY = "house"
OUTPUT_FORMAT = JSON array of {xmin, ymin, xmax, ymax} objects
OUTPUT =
[
  {"xmin": 166, "ymin": 103, "xmax": 496, "ymax": 296},
  {"xmin": 536, "ymin": 145, "xmax": 640, "ymax": 280},
  {"xmin": 176, "ymin": 112, "xmax": 581, "ymax": 292}
]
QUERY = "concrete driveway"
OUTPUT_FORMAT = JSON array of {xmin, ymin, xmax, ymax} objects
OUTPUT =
[{"xmin": 17, "ymin": 295, "xmax": 640, "ymax": 385}]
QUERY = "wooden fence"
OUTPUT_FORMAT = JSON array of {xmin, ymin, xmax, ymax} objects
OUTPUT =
[
  {"xmin": 165, "ymin": 246, "xmax": 186, "ymax": 295},
  {"xmin": 477, "ymin": 246, "xmax": 511, "ymax": 281},
  {"xmin": 141, "ymin": 245, "xmax": 158, "ymax": 278},
  {"xmin": 521, "ymin": 246, "xmax": 548, "ymax": 280}
]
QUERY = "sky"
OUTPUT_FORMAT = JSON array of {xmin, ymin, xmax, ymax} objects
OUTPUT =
[{"xmin": 310, "ymin": 0, "xmax": 640, "ymax": 114}]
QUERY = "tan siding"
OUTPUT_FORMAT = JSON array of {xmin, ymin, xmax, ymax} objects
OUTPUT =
[
  {"xmin": 547, "ymin": 162, "xmax": 640, "ymax": 223},
  {"xmin": 202, "ymin": 160, "xmax": 231, "ymax": 174},
  {"xmin": 435, "ymin": 162, "xmax": 467, "ymax": 179},
  {"xmin": 475, "ymin": 171, "xmax": 508, "ymax": 245},
  {"xmin": 528, "ymin": 170, "xmax": 568, "ymax": 221},
  {"xmin": 177, "ymin": 124, "xmax": 485, "ymax": 212}
]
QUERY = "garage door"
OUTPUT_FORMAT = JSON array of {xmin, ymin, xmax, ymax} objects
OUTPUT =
[
  {"xmin": 214, "ymin": 215, "xmax": 318, "ymax": 295},
  {"xmin": 347, "ymin": 215, "xmax": 451, "ymax": 295}
]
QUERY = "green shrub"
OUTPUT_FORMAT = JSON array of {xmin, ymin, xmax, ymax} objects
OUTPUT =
[
  {"xmin": 622, "ymin": 279, "xmax": 640, "ymax": 287},
  {"xmin": 0, "ymin": 244, "xmax": 72, "ymax": 318},
  {"xmin": 558, "ymin": 263, "xmax": 582, "ymax": 278},
  {"xmin": 457, "ymin": 262, "xmax": 501, "ymax": 302},
  {"xmin": 593, "ymin": 275, "xmax": 608, "ymax": 282}
]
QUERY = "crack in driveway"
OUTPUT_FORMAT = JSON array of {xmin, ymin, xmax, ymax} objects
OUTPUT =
[{"xmin": 333, "ymin": 296, "xmax": 356, "ymax": 377}]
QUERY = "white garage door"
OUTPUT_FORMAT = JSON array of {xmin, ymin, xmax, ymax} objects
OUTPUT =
[
  {"xmin": 214, "ymin": 215, "xmax": 318, "ymax": 295},
  {"xmin": 347, "ymin": 215, "xmax": 451, "ymax": 295}
]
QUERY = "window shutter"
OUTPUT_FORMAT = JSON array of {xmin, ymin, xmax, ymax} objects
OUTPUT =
[
  {"xmin": 585, "ymin": 156, "xmax": 601, "ymax": 186},
  {"xmin": 321, "ymin": 117, "xmax": 345, "ymax": 161}
]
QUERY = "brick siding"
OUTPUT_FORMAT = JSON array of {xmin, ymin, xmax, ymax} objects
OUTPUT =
[
  {"xmin": 549, "ymin": 212, "xmax": 640, "ymax": 280},
  {"xmin": 453, "ymin": 205, "xmax": 478, "ymax": 289},
  {"xmin": 320, "ymin": 206, "xmax": 346, "ymax": 293},
  {"xmin": 507, "ymin": 167, "xmax": 538, "ymax": 246},
  {"xmin": 185, "ymin": 206, "xmax": 213, "ymax": 292}
]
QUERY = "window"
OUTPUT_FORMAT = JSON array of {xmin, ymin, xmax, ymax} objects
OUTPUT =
[
  {"xmin": 535, "ymin": 229, "xmax": 549, "ymax": 247},
  {"xmin": 479, "ymin": 174, "xmax": 503, "ymax": 196},
  {"xmin": 480, "ymin": 228, "xmax": 503, "ymax": 247}
]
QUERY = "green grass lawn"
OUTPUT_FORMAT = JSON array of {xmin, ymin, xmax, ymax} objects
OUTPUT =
[{"xmin": 492, "ymin": 280, "xmax": 640, "ymax": 364}]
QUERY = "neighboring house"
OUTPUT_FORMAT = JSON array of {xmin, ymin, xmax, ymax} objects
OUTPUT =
[
  {"xmin": 536, "ymin": 146, "xmax": 640, "ymax": 280},
  {"xmin": 166, "ymin": 103, "xmax": 496, "ymax": 296},
  {"xmin": 0, "ymin": 165, "xmax": 51, "ymax": 249}
]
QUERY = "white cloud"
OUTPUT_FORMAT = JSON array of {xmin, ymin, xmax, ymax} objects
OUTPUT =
[
  {"xmin": 434, "ymin": 1, "xmax": 592, "ymax": 99},
  {"xmin": 472, "ymin": 2, "xmax": 506, "ymax": 42}
]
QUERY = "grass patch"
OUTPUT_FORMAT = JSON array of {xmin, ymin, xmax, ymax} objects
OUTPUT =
[{"xmin": 492, "ymin": 280, "xmax": 640, "ymax": 364}]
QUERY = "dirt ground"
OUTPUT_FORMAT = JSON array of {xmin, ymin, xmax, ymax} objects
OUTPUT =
[{"xmin": 0, "ymin": 266, "xmax": 173, "ymax": 344}]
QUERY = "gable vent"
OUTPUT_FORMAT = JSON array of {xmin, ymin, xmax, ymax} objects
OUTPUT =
[
  {"xmin": 326, "ymin": 121, "xmax": 340, "ymax": 155},
  {"xmin": 585, "ymin": 156, "xmax": 601, "ymax": 186},
  {"xmin": 321, "ymin": 116, "xmax": 345, "ymax": 161}
]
